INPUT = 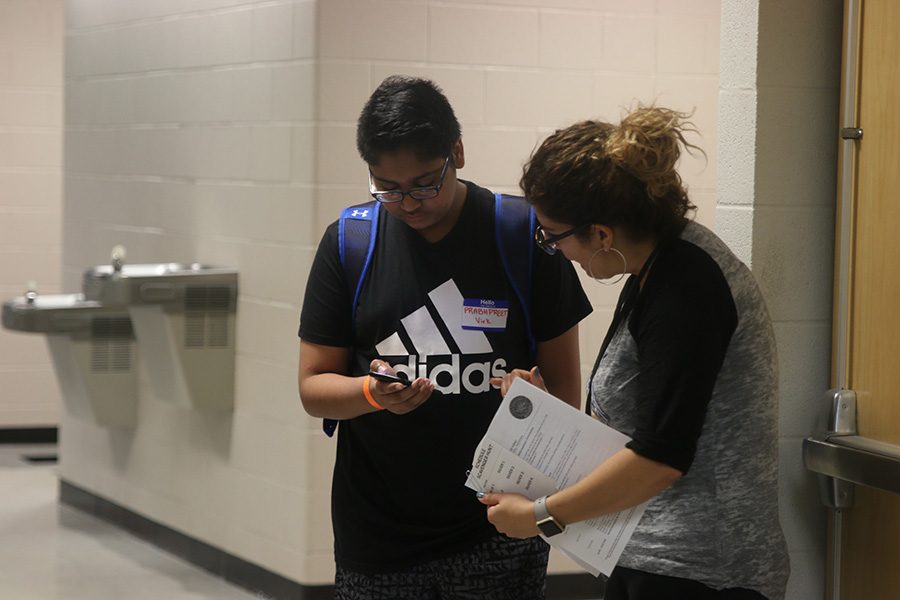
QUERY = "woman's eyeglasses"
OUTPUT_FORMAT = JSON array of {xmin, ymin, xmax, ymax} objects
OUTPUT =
[
  {"xmin": 534, "ymin": 223, "xmax": 586, "ymax": 255},
  {"xmin": 368, "ymin": 156, "xmax": 451, "ymax": 204}
]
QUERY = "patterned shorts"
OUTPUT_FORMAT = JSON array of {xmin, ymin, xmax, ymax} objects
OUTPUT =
[{"xmin": 334, "ymin": 535, "xmax": 550, "ymax": 600}]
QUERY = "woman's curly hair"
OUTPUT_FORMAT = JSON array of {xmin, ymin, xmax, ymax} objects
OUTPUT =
[{"xmin": 521, "ymin": 105, "xmax": 704, "ymax": 242}]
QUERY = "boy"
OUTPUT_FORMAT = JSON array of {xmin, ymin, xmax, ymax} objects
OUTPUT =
[{"xmin": 298, "ymin": 76, "xmax": 591, "ymax": 599}]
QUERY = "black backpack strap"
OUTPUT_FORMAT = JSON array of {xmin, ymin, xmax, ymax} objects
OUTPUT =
[
  {"xmin": 323, "ymin": 201, "xmax": 380, "ymax": 437},
  {"xmin": 494, "ymin": 193, "xmax": 536, "ymax": 360}
]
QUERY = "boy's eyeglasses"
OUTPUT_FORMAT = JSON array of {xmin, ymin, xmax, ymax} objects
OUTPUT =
[{"xmin": 368, "ymin": 156, "xmax": 451, "ymax": 204}]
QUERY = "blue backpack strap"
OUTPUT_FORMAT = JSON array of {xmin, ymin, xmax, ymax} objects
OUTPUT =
[
  {"xmin": 323, "ymin": 201, "xmax": 380, "ymax": 437},
  {"xmin": 494, "ymin": 193, "xmax": 536, "ymax": 360},
  {"xmin": 339, "ymin": 201, "xmax": 380, "ymax": 323}
]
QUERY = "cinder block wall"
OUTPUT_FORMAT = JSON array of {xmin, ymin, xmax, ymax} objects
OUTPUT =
[
  {"xmin": 312, "ymin": 0, "xmax": 721, "ymax": 388},
  {"xmin": 0, "ymin": 0, "xmax": 63, "ymax": 428},
  {"xmin": 63, "ymin": 0, "xmax": 325, "ymax": 581},
  {"xmin": 718, "ymin": 1, "xmax": 842, "ymax": 597},
  {"xmin": 61, "ymin": 0, "xmax": 720, "ymax": 587}
]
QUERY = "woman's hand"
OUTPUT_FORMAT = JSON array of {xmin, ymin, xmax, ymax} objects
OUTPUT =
[
  {"xmin": 477, "ymin": 492, "xmax": 541, "ymax": 539},
  {"xmin": 489, "ymin": 366, "xmax": 546, "ymax": 396},
  {"xmin": 369, "ymin": 360, "xmax": 435, "ymax": 415}
]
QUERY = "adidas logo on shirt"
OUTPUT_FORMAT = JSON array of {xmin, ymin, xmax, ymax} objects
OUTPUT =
[{"xmin": 376, "ymin": 280, "xmax": 508, "ymax": 395}]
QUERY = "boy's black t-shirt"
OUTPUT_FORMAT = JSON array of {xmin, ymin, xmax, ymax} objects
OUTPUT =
[{"xmin": 299, "ymin": 181, "xmax": 592, "ymax": 573}]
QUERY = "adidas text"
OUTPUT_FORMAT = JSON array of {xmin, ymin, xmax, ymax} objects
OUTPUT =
[{"xmin": 391, "ymin": 355, "xmax": 508, "ymax": 395}]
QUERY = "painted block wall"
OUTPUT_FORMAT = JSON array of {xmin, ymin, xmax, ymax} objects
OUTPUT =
[
  {"xmin": 718, "ymin": 1, "xmax": 842, "ymax": 598},
  {"xmin": 61, "ymin": 0, "xmax": 721, "ymax": 588},
  {"xmin": 63, "ymin": 0, "xmax": 325, "ymax": 582},
  {"xmin": 0, "ymin": 0, "xmax": 64, "ymax": 428},
  {"xmin": 313, "ymin": 0, "xmax": 720, "ymax": 419}
]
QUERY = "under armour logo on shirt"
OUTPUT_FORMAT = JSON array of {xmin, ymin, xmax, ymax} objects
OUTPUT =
[{"xmin": 351, "ymin": 209, "xmax": 369, "ymax": 218}]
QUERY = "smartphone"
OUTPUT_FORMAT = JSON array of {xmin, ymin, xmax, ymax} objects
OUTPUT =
[{"xmin": 367, "ymin": 370, "xmax": 412, "ymax": 387}]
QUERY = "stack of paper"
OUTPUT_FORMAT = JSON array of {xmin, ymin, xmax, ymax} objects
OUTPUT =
[{"xmin": 465, "ymin": 378, "xmax": 647, "ymax": 577}]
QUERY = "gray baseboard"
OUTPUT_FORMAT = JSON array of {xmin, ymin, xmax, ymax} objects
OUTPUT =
[{"xmin": 60, "ymin": 479, "xmax": 602, "ymax": 599}]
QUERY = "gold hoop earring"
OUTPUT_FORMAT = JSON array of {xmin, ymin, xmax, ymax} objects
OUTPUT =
[{"xmin": 588, "ymin": 247, "xmax": 627, "ymax": 285}]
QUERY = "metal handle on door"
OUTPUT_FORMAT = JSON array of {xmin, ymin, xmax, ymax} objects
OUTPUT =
[
  {"xmin": 804, "ymin": 389, "xmax": 857, "ymax": 510},
  {"xmin": 804, "ymin": 433, "xmax": 900, "ymax": 497}
]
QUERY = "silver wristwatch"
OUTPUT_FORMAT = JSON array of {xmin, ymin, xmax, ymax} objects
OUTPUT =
[{"xmin": 534, "ymin": 495, "xmax": 565, "ymax": 537}]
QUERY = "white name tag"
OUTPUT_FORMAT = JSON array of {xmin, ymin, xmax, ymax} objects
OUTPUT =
[{"xmin": 462, "ymin": 298, "xmax": 509, "ymax": 331}]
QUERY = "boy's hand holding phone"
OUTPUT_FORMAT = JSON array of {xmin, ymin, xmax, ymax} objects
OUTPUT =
[
  {"xmin": 367, "ymin": 369, "xmax": 412, "ymax": 386},
  {"xmin": 366, "ymin": 360, "xmax": 435, "ymax": 415}
]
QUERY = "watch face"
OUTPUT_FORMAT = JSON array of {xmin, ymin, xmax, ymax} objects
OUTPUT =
[{"xmin": 537, "ymin": 517, "xmax": 564, "ymax": 537}]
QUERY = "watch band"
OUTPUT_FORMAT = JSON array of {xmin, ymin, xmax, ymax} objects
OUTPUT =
[
  {"xmin": 534, "ymin": 495, "xmax": 565, "ymax": 537},
  {"xmin": 534, "ymin": 495, "xmax": 552, "ymax": 521}
]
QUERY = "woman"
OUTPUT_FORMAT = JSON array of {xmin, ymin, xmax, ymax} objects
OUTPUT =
[{"xmin": 480, "ymin": 106, "xmax": 789, "ymax": 600}]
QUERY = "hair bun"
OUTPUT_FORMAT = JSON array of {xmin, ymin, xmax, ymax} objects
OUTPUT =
[{"xmin": 606, "ymin": 106, "xmax": 702, "ymax": 200}]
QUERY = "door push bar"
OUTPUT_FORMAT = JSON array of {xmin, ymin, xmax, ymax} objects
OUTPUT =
[{"xmin": 804, "ymin": 389, "xmax": 900, "ymax": 508}]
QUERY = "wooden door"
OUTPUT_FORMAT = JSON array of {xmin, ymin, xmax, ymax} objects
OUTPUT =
[{"xmin": 831, "ymin": 0, "xmax": 900, "ymax": 597}]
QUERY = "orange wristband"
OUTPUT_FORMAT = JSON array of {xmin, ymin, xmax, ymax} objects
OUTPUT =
[{"xmin": 363, "ymin": 375, "xmax": 385, "ymax": 410}]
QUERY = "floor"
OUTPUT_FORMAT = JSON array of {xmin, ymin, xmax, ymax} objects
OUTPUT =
[
  {"xmin": 0, "ymin": 442, "xmax": 599, "ymax": 600},
  {"xmin": 0, "ymin": 444, "xmax": 263, "ymax": 600}
]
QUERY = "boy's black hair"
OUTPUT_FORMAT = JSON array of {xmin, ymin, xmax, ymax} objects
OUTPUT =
[{"xmin": 356, "ymin": 76, "xmax": 461, "ymax": 165}]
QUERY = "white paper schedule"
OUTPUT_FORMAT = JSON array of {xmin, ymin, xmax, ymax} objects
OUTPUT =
[{"xmin": 465, "ymin": 378, "xmax": 648, "ymax": 577}]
